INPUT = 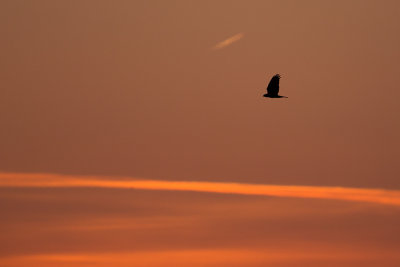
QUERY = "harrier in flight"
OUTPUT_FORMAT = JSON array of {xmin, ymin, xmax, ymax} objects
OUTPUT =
[{"xmin": 263, "ymin": 74, "xmax": 287, "ymax": 98}]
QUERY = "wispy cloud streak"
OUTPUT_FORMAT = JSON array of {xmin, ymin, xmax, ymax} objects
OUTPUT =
[
  {"xmin": 4, "ymin": 247, "xmax": 392, "ymax": 267},
  {"xmin": 213, "ymin": 33, "xmax": 244, "ymax": 50},
  {"xmin": 1, "ymin": 172, "xmax": 400, "ymax": 206}
]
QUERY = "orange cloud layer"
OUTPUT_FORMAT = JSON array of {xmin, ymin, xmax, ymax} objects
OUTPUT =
[
  {"xmin": 4, "ymin": 247, "xmax": 398, "ymax": 267},
  {"xmin": 1, "ymin": 172, "xmax": 400, "ymax": 206}
]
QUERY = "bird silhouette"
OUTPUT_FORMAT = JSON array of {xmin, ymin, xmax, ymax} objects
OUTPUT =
[{"xmin": 263, "ymin": 74, "xmax": 287, "ymax": 98}]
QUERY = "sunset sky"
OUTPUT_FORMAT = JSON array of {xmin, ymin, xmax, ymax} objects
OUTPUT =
[{"xmin": 1, "ymin": 0, "xmax": 400, "ymax": 266}]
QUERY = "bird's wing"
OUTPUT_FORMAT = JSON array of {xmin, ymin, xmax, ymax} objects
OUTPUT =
[{"xmin": 266, "ymin": 74, "xmax": 280, "ymax": 96}]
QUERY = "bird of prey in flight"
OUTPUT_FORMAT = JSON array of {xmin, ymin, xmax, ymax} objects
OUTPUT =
[{"xmin": 263, "ymin": 74, "xmax": 287, "ymax": 98}]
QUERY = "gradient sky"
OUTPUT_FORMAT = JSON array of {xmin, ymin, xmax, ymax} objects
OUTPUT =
[{"xmin": 1, "ymin": 0, "xmax": 400, "ymax": 266}]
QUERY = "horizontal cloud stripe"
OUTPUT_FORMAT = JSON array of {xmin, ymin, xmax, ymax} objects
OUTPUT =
[{"xmin": 1, "ymin": 172, "xmax": 400, "ymax": 206}]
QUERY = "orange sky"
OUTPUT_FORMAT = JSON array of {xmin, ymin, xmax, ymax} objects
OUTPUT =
[{"xmin": 1, "ymin": 0, "xmax": 400, "ymax": 266}]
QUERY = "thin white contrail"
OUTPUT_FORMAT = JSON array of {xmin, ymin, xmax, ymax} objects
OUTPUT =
[
  {"xmin": 1, "ymin": 172, "xmax": 400, "ymax": 206},
  {"xmin": 213, "ymin": 33, "xmax": 244, "ymax": 50}
]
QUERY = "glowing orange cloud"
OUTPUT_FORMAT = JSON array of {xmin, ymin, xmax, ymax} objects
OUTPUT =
[
  {"xmin": 3, "ymin": 246, "xmax": 397, "ymax": 267},
  {"xmin": 1, "ymin": 172, "xmax": 400, "ymax": 206},
  {"xmin": 213, "ymin": 33, "xmax": 244, "ymax": 50}
]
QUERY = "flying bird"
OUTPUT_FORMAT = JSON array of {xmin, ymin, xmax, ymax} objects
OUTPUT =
[{"xmin": 263, "ymin": 74, "xmax": 287, "ymax": 98}]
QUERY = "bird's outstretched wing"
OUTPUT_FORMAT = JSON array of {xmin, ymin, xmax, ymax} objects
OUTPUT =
[{"xmin": 266, "ymin": 74, "xmax": 281, "ymax": 96}]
